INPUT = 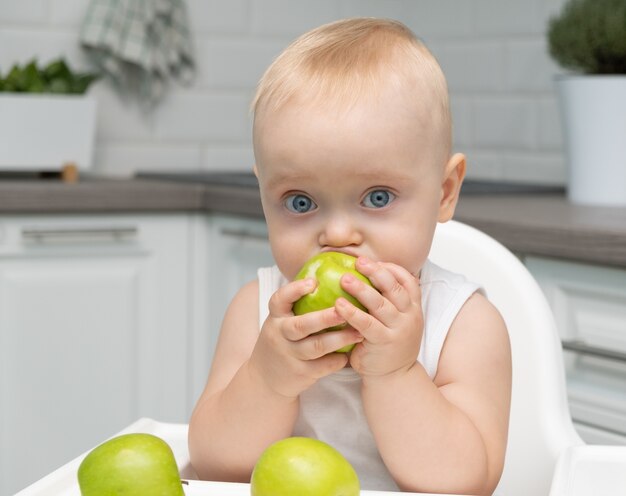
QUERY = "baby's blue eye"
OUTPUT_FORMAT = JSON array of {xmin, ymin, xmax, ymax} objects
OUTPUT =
[
  {"xmin": 363, "ymin": 189, "xmax": 395, "ymax": 208},
  {"xmin": 285, "ymin": 194, "xmax": 316, "ymax": 213}
]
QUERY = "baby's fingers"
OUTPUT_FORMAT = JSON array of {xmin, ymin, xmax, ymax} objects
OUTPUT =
[
  {"xmin": 268, "ymin": 278, "xmax": 316, "ymax": 318},
  {"xmin": 340, "ymin": 267, "xmax": 400, "ymax": 326},
  {"xmin": 356, "ymin": 258, "xmax": 416, "ymax": 312},
  {"xmin": 379, "ymin": 262, "xmax": 422, "ymax": 304},
  {"xmin": 283, "ymin": 307, "xmax": 346, "ymax": 342},
  {"xmin": 334, "ymin": 297, "xmax": 383, "ymax": 344},
  {"xmin": 294, "ymin": 328, "xmax": 364, "ymax": 360}
]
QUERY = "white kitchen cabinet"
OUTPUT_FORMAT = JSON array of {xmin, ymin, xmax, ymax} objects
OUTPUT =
[
  {"xmin": 208, "ymin": 214, "xmax": 273, "ymax": 317},
  {"xmin": 189, "ymin": 214, "xmax": 274, "ymax": 404},
  {"xmin": 0, "ymin": 214, "xmax": 195, "ymax": 495},
  {"xmin": 524, "ymin": 256, "xmax": 626, "ymax": 445}
]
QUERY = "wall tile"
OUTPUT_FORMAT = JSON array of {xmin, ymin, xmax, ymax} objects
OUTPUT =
[
  {"xmin": 338, "ymin": 0, "xmax": 409, "ymax": 21},
  {"xmin": 250, "ymin": 0, "xmax": 340, "ymax": 36},
  {"xmin": 537, "ymin": 97, "xmax": 563, "ymax": 149},
  {"xmin": 153, "ymin": 91, "xmax": 250, "ymax": 142},
  {"xmin": 463, "ymin": 150, "xmax": 506, "ymax": 180},
  {"xmin": 187, "ymin": 0, "xmax": 248, "ymax": 34},
  {"xmin": 203, "ymin": 146, "xmax": 255, "ymax": 171},
  {"xmin": 196, "ymin": 38, "xmax": 285, "ymax": 89},
  {"xmin": 49, "ymin": 0, "xmax": 88, "ymax": 26},
  {"xmin": 0, "ymin": 0, "xmax": 568, "ymax": 180},
  {"xmin": 450, "ymin": 96, "xmax": 473, "ymax": 148},
  {"xmin": 0, "ymin": 0, "xmax": 49, "ymax": 24},
  {"xmin": 0, "ymin": 28, "xmax": 89, "ymax": 69},
  {"xmin": 502, "ymin": 152, "xmax": 565, "ymax": 183},
  {"xmin": 539, "ymin": 0, "xmax": 569, "ymax": 27},
  {"xmin": 505, "ymin": 39, "xmax": 560, "ymax": 92},
  {"xmin": 473, "ymin": 0, "xmax": 542, "ymax": 35},
  {"xmin": 474, "ymin": 98, "xmax": 536, "ymax": 149},
  {"xmin": 90, "ymin": 84, "xmax": 154, "ymax": 142},
  {"xmin": 94, "ymin": 143, "xmax": 203, "ymax": 176},
  {"xmin": 433, "ymin": 41, "xmax": 505, "ymax": 92},
  {"xmin": 404, "ymin": 0, "xmax": 473, "ymax": 38}
]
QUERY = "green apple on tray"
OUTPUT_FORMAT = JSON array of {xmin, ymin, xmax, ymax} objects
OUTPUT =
[
  {"xmin": 77, "ymin": 433, "xmax": 183, "ymax": 496},
  {"xmin": 76, "ymin": 432, "xmax": 360, "ymax": 496},
  {"xmin": 251, "ymin": 436, "xmax": 360, "ymax": 496}
]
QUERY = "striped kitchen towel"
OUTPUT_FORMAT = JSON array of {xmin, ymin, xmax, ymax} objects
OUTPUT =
[{"xmin": 80, "ymin": 0, "xmax": 195, "ymax": 105}]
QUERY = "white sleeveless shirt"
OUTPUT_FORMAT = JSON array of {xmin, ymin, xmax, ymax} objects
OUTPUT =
[{"xmin": 257, "ymin": 259, "xmax": 481, "ymax": 491}]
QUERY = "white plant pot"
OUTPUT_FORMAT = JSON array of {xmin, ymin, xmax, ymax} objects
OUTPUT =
[
  {"xmin": 556, "ymin": 76, "xmax": 626, "ymax": 206},
  {"xmin": 0, "ymin": 93, "xmax": 97, "ymax": 171}
]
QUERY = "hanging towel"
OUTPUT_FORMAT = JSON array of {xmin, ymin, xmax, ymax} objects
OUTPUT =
[{"xmin": 80, "ymin": 0, "xmax": 195, "ymax": 105}]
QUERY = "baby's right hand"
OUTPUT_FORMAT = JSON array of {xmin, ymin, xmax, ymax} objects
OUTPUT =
[{"xmin": 248, "ymin": 278, "xmax": 363, "ymax": 399}]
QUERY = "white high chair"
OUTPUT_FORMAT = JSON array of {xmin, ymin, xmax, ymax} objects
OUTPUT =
[
  {"xmin": 428, "ymin": 220, "xmax": 584, "ymax": 495},
  {"xmin": 21, "ymin": 220, "xmax": 626, "ymax": 496}
]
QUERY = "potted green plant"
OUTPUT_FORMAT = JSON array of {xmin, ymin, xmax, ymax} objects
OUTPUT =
[
  {"xmin": 0, "ymin": 58, "xmax": 99, "ymax": 171},
  {"xmin": 548, "ymin": 0, "xmax": 626, "ymax": 206}
]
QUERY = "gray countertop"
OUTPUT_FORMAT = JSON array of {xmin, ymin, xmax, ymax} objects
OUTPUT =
[
  {"xmin": 455, "ymin": 195, "xmax": 626, "ymax": 268},
  {"xmin": 1, "ymin": 175, "xmax": 625, "ymax": 268}
]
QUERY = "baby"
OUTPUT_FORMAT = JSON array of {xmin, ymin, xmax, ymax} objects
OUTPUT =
[{"xmin": 189, "ymin": 18, "xmax": 511, "ymax": 495}]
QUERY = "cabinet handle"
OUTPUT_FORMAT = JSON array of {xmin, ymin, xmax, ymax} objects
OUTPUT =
[
  {"xmin": 220, "ymin": 228, "xmax": 268, "ymax": 241},
  {"xmin": 22, "ymin": 226, "xmax": 138, "ymax": 242},
  {"xmin": 562, "ymin": 339, "xmax": 626, "ymax": 364}
]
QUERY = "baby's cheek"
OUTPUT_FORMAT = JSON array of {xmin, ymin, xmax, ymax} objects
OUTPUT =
[
  {"xmin": 267, "ymin": 239, "xmax": 298, "ymax": 279},
  {"xmin": 273, "ymin": 253, "xmax": 303, "ymax": 282}
]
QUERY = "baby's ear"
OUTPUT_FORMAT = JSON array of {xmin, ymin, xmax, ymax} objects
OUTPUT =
[{"xmin": 437, "ymin": 153, "xmax": 466, "ymax": 222}]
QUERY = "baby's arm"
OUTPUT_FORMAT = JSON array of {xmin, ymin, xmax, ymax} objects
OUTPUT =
[
  {"xmin": 188, "ymin": 278, "xmax": 363, "ymax": 482},
  {"xmin": 338, "ymin": 260, "xmax": 511, "ymax": 495}
]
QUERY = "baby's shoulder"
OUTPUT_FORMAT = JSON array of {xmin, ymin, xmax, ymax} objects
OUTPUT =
[
  {"xmin": 435, "ymin": 291, "xmax": 510, "ymax": 385},
  {"xmin": 220, "ymin": 278, "xmax": 260, "ymax": 339},
  {"xmin": 453, "ymin": 291, "xmax": 507, "ymax": 342},
  {"xmin": 227, "ymin": 279, "xmax": 260, "ymax": 316}
]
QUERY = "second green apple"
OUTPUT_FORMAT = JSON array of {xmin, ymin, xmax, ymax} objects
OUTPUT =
[
  {"xmin": 77, "ymin": 433, "xmax": 183, "ymax": 496},
  {"xmin": 293, "ymin": 251, "xmax": 373, "ymax": 352}
]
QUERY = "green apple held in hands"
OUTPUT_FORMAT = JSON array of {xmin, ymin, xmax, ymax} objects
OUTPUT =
[
  {"xmin": 251, "ymin": 436, "xmax": 360, "ymax": 496},
  {"xmin": 77, "ymin": 433, "xmax": 184, "ymax": 496},
  {"xmin": 293, "ymin": 251, "xmax": 374, "ymax": 353}
]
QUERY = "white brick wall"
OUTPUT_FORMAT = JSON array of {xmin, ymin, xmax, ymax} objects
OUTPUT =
[{"xmin": 0, "ymin": 0, "xmax": 569, "ymax": 183}]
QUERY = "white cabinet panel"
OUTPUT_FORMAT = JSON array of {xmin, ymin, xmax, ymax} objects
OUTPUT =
[
  {"xmin": 0, "ymin": 214, "xmax": 193, "ymax": 495},
  {"xmin": 190, "ymin": 215, "xmax": 274, "ymax": 404},
  {"xmin": 525, "ymin": 256, "xmax": 626, "ymax": 444},
  {"xmin": 210, "ymin": 215, "xmax": 274, "ymax": 298},
  {"xmin": 524, "ymin": 257, "xmax": 626, "ymax": 347}
]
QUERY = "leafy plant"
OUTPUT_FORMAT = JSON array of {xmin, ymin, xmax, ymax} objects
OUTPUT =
[
  {"xmin": 0, "ymin": 58, "xmax": 99, "ymax": 94},
  {"xmin": 548, "ymin": 0, "xmax": 626, "ymax": 74}
]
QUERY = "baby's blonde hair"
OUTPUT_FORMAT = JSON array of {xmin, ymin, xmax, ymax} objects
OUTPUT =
[{"xmin": 252, "ymin": 17, "xmax": 452, "ymax": 159}]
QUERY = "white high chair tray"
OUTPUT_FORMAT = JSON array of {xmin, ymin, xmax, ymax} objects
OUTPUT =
[
  {"xmin": 16, "ymin": 418, "xmax": 445, "ymax": 496},
  {"xmin": 183, "ymin": 479, "xmax": 437, "ymax": 495},
  {"xmin": 549, "ymin": 445, "xmax": 626, "ymax": 496}
]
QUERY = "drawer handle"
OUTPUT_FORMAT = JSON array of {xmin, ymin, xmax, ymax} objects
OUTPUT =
[
  {"xmin": 22, "ymin": 226, "xmax": 138, "ymax": 242},
  {"xmin": 220, "ymin": 228, "xmax": 268, "ymax": 242},
  {"xmin": 562, "ymin": 339, "xmax": 626, "ymax": 364}
]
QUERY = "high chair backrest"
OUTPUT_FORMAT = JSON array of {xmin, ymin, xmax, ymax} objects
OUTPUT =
[{"xmin": 428, "ymin": 220, "xmax": 583, "ymax": 496}]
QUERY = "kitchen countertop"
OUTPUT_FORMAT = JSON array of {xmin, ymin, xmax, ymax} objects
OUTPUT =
[
  {"xmin": 454, "ymin": 195, "xmax": 626, "ymax": 268},
  {"xmin": 1, "ymin": 174, "xmax": 625, "ymax": 268}
]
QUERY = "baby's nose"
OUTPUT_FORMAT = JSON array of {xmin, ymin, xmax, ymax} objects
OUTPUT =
[{"xmin": 319, "ymin": 213, "xmax": 362, "ymax": 248}]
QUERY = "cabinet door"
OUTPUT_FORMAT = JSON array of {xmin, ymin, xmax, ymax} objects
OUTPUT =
[
  {"xmin": 525, "ymin": 256, "xmax": 626, "ymax": 445},
  {"xmin": 190, "ymin": 215, "xmax": 274, "ymax": 403},
  {"xmin": 0, "ymin": 214, "xmax": 191, "ymax": 495}
]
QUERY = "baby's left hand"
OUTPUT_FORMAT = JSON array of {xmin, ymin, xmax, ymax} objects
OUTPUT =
[{"xmin": 335, "ymin": 257, "xmax": 423, "ymax": 378}]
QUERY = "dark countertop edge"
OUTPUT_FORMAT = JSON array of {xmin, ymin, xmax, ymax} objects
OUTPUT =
[
  {"xmin": 455, "ymin": 194, "xmax": 626, "ymax": 268},
  {"xmin": 1, "ymin": 178, "xmax": 626, "ymax": 268},
  {"xmin": 201, "ymin": 184, "xmax": 264, "ymax": 218},
  {"xmin": 0, "ymin": 179, "xmax": 207, "ymax": 213},
  {"xmin": 454, "ymin": 215, "xmax": 626, "ymax": 268}
]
